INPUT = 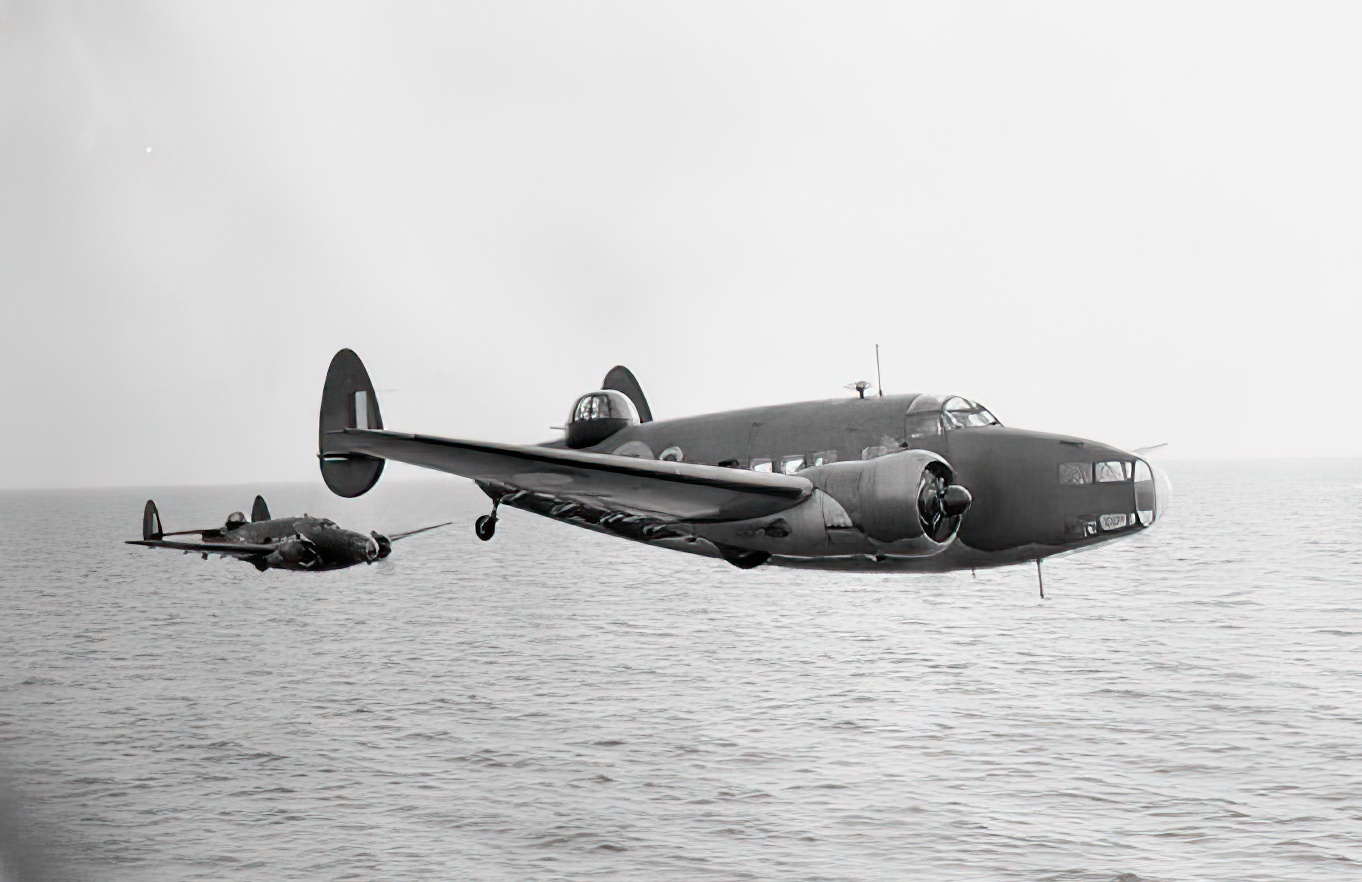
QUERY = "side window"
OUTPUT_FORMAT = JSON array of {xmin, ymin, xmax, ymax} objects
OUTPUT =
[
  {"xmin": 905, "ymin": 413, "xmax": 942, "ymax": 438},
  {"xmin": 1095, "ymin": 461, "xmax": 1132, "ymax": 482},
  {"xmin": 752, "ymin": 458, "xmax": 773, "ymax": 473},
  {"xmin": 861, "ymin": 445, "xmax": 891, "ymax": 460},
  {"xmin": 1059, "ymin": 462, "xmax": 1091, "ymax": 485},
  {"xmin": 780, "ymin": 455, "xmax": 805, "ymax": 474},
  {"xmin": 812, "ymin": 450, "xmax": 838, "ymax": 466}
]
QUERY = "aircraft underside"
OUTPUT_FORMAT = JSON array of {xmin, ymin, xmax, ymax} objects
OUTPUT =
[{"xmin": 482, "ymin": 480, "xmax": 1136, "ymax": 574}]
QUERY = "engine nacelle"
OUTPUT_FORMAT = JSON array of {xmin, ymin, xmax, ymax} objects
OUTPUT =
[
  {"xmin": 805, "ymin": 449, "xmax": 966, "ymax": 550},
  {"xmin": 565, "ymin": 390, "xmax": 640, "ymax": 449},
  {"xmin": 265, "ymin": 536, "xmax": 322, "ymax": 570},
  {"xmin": 694, "ymin": 449, "xmax": 972, "ymax": 561}
]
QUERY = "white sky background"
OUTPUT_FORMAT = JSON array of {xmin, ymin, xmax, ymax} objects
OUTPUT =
[{"xmin": 1, "ymin": 1, "xmax": 1360, "ymax": 490}]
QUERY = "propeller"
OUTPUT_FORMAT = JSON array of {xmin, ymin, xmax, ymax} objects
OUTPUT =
[
  {"xmin": 364, "ymin": 535, "xmax": 381, "ymax": 563},
  {"xmin": 371, "ymin": 531, "xmax": 393, "ymax": 559},
  {"xmin": 917, "ymin": 467, "xmax": 973, "ymax": 542},
  {"xmin": 278, "ymin": 535, "xmax": 321, "ymax": 569}
]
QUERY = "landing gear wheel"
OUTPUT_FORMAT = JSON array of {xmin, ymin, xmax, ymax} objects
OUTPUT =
[{"xmin": 475, "ymin": 514, "xmax": 497, "ymax": 541}]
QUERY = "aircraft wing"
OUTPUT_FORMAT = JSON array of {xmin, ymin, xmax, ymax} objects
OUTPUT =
[
  {"xmin": 324, "ymin": 428, "xmax": 812, "ymax": 522},
  {"xmin": 126, "ymin": 539, "xmax": 276, "ymax": 558},
  {"xmin": 386, "ymin": 522, "xmax": 453, "ymax": 541}
]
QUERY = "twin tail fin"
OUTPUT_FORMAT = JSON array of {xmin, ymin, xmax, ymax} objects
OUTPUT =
[
  {"xmin": 602, "ymin": 365, "xmax": 653, "ymax": 423},
  {"xmin": 319, "ymin": 349, "xmax": 385, "ymax": 497},
  {"xmin": 143, "ymin": 500, "xmax": 163, "ymax": 541}
]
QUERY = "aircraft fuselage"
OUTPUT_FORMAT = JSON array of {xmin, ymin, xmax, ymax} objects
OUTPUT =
[
  {"xmin": 206, "ymin": 517, "xmax": 381, "ymax": 571},
  {"xmin": 518, "ymin": 393, "xmax": 1169, "ymax": 572}
]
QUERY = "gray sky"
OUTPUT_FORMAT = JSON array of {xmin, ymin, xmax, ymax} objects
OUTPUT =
[{"xmin": 3, "ymin": 1, "xmax": 1360, "ymax": 490}]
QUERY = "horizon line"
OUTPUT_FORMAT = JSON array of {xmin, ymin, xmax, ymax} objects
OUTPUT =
[{"xmin": 3, "ymin": 455, "xmax": 1362, "ymax": 493}]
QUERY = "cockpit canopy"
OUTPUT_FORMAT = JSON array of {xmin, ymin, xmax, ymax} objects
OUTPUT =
[
  {"xmin": 225, "ymin": 511, "xmax": 247, "ymax": 529},
  {"xmin": 566, "ymin": 390, "xmax": 640, "ymax": 449},
  {"xmin": 905, "ymin": 394, "xmax": 1002, "ymax": 438},
  {"xmin": 942, "ymin": 396, "xmax": 1001, "ymax": 429}
]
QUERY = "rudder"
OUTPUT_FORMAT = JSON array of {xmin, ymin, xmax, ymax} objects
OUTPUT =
[{"xmin": 319, "ymin": 349, "xmax": 386, "ymax": 497}]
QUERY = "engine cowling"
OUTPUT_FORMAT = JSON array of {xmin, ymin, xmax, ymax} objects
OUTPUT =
[
  {"xmin": 805, "ymin": 449, "xmax": 972, "ymax": 554},
  {"xmin": 265, "ymin": 536, "xmax": 323, "ymax": 570}
]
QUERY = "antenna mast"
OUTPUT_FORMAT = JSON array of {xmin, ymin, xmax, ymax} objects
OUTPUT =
[{"xmin": 875, "ymin": 343, "xmax": 884, "ymax": 397}]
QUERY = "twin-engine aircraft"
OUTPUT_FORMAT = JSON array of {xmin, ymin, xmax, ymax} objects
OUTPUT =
[
  {"xmin": 126, "ymin": 495, "xmax": 448, "ymax": 572},
  {"xmin": 317, "ymin": 350, "xmax": 1170, "ymax": 575}
]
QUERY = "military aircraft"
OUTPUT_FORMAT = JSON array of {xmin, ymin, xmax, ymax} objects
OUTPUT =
[
  {"xmin": 316, "ymin": 349, "xmax": 1170, "ymax": 581},
  {"xmin": 126, "ymin": 495, "xmax": 449, "ymax": 572}
]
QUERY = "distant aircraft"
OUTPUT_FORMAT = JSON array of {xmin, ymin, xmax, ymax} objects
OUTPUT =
[
  {"xmin": 126, "ymin": 495, "xmax": 449, "ymax": 572},
  {"xmin": 316, "ymin": 349, "xmax": 1170, "ymax": 579}
]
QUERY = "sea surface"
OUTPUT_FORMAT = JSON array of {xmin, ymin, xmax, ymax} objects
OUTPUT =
[{"xmin": 1, "ymin": 460, "xmax": 1360, "ymax": 881}]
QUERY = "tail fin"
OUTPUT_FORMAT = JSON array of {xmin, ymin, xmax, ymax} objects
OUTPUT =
[
  {"xmin": 251, "ymin": 495, "xmax": 270, "ymax": 523},
  {"xmin": 602, "ymin": 365, "xmax": 653, "ymax": 423},
  {"xmin": 143, "ymin": 500, "xmax": 163, "ymax": 541},
  {"xmin": 319, "ymin": 348, "xmax": 386, "ymax": 497}
]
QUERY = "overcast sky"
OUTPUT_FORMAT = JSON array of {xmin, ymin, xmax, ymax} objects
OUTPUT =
[{"xmin": 2, "ymin": 1, "xmax": 1360, "ymax": 490}]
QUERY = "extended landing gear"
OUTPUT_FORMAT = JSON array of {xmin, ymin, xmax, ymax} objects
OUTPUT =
[{"xmin": 475, "ymin": 505, "xmax": 499, "ymax": 542}]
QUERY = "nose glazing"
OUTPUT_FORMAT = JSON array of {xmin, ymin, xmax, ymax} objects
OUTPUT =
[
  {"xmin": 1152, "ymin": 461, "xmax": 1172, "ymax": 520},
  {"xmin": 1134, "ymin": 458, "xmax": 1172, "ymax": 526}
]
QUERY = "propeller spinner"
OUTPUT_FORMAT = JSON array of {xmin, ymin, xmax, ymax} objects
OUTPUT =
[{"xmin": 917, "ymin": 467, "xmax": 972, "ymax": 543}]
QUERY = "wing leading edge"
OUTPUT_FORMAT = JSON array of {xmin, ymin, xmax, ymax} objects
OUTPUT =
[
  {"xmin": 386, "ymin": 522, "xmax": 453, "ymax": 541},
  {"xmin": 323, "ymin": 428, "xmax": 811, "ymax": 522},
  {"xmin": 126, "ymin": 539, "xmax": 277, "ymax": 557}
]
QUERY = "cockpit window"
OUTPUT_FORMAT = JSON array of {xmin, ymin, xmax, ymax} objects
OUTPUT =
[
  {"xmin": 905, "ymin": 394, "xmax": 946, "ymax": 438},
  {"xmin": 780, "ymin": 455, "xmax": 805, "ymax": 474},
  {"xmin": 1059, "ymin": 462, "xmax": 1092, "ymax": 485},
  {"xmin": 1095, "ymin": 461, "xmax": 1132, "ymax": 482},
  {"xmin": 942, "ymin": 396, "xmax": 1002, "ymax": 429},
  {"xmin": 317, "ymin": 518, "xmax": 338, "ymax": 528}
]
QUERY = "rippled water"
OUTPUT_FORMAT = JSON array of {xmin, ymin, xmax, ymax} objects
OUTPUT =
[{"xmin": 1, "ymin": 461, "xmax": 1360, "ymax": 881}]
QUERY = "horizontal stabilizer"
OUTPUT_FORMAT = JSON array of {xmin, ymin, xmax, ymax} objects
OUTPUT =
[{"xmin": 319, "ymin": 349, "xmax": 386, "ymax": 497}]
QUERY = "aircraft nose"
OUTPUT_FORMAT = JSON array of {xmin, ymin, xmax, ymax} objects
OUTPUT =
[{"xmin": 1134, "ymin": 458, "xmax": 1172, "ymax": 525}]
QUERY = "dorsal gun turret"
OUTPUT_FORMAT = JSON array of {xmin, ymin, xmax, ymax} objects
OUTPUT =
[{"xmin": 565, "ymin": 390, "xmax": 639, "ymax": 449}]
